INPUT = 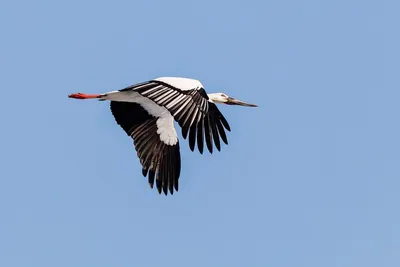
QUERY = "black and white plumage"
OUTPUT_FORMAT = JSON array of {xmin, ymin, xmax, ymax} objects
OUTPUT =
[{"xmin": 69, "ymin": 77, "xmax": 257, "ymax": 195}]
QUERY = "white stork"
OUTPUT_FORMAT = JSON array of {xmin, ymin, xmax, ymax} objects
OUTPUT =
[{"xmin": 68, "ymin": 77, "xmax": 257, "ymax": 195}]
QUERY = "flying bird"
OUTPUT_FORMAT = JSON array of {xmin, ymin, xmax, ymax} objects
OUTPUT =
[{"xmin": 69, "ymin": 77, "xmax": 257, "ymax": 195}]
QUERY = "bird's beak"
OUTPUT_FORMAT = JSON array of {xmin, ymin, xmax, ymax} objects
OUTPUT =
[{"xmin": 226, "ymin": 97, "xmax": 258, "ymax": 107}]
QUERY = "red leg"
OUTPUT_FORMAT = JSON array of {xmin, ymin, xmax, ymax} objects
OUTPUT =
[{"xmin": 68, "ymin": 93, "xmax": 101, "ymax": 99}]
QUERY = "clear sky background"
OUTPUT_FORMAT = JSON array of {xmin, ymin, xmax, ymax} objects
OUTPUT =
[{"xmin": 0, "ymin": 0, "xmax": 396, "ymax": 266}]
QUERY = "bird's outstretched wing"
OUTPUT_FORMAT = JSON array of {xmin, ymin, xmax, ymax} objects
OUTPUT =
[
  {"xmin": 110, "ymin": 101, "xmax": 181, "ymax": 195},
  {"xmin": 119, "ymin": 79, "xmax": 231, "ymax": 154}
]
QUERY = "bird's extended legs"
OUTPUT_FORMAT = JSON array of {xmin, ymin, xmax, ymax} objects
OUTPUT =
[{"xmin": 68, "ymin": 93, "xmax": 101, "ymax": 99}]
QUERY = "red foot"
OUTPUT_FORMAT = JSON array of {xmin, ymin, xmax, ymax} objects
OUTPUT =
[{"xmin": 68, "ymin": 93, "xmax": 101, "ymax": 99}]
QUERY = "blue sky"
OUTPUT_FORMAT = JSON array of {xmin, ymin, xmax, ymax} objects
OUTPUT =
[{"xmin": 0, "ymin": 0, "xmax": 396, "ymax": 266}]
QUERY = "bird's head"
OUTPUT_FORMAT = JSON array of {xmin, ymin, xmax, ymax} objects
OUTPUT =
[{"xmin": 208, "ymin": 93, "xmax": 258, "ymax": 107}]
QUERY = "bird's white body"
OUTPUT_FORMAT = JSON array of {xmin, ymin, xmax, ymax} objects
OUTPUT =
[
  {"xmin": 154, "ymin": 77, "xmax": 204, "ymax": 91},
  {"xmin": 69, "ymin": 77, "xmax": 257, "ymax": 195}
]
